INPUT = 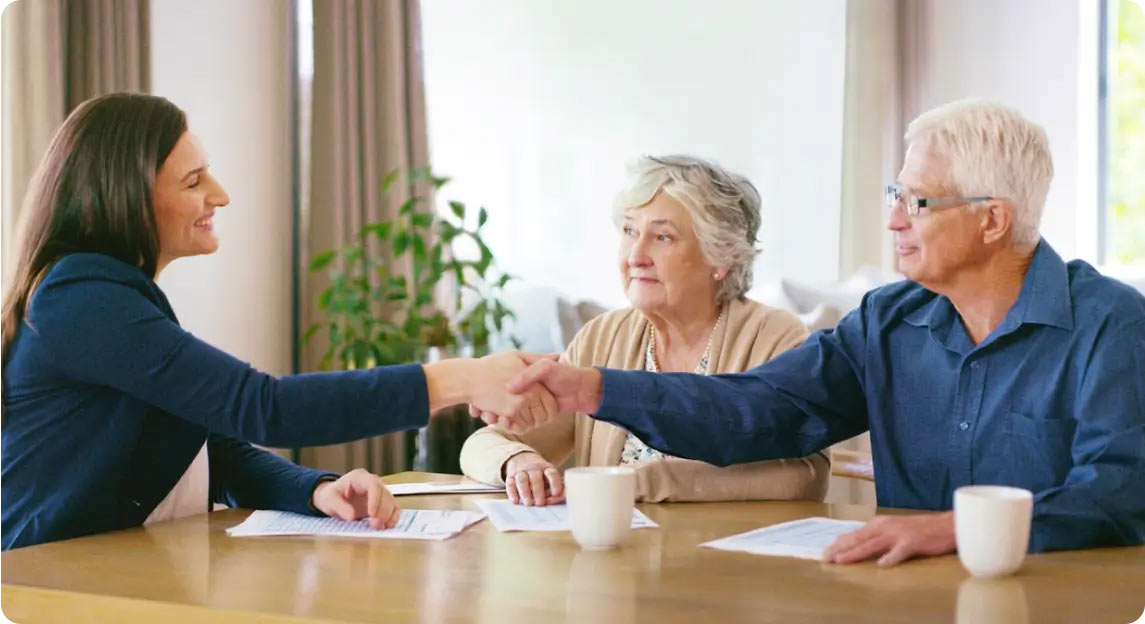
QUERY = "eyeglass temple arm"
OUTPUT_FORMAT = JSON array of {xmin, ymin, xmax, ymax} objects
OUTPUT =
[{"xmin": 917, "ymin": 195, "xmax": 994, "ymax": 208}]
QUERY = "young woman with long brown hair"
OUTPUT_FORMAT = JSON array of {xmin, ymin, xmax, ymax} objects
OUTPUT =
[{"xmin": 1, "ymin": 93, "xmax": 554, "ymax": 549}]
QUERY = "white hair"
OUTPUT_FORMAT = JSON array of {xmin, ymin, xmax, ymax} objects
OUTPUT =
[
  {"xmin": 904, "ymin": 99, "xmax": 1053, "ymax": 251},
  {"xmin": 612, "ymin": 155, "xmax": 761, "ymax": 303}
]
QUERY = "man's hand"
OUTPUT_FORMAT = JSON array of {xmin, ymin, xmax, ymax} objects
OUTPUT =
[
  {"xmin": 503, "ymin": 452, "xmax": 564, "ymax": 506},
  {"xmin": 466, "ymin": 352, "xmax": 560, "ymax": 434},
  {"xmin": 505, "ymin": 354, "xmax": 604, "ymax": 414},
  {"xmin": 310, "ymin": 469, "xmax": 400, "ymax": 530},
  {"xmin": 822, "ymin": 512, "xmax": 956, "ymax": 567}
]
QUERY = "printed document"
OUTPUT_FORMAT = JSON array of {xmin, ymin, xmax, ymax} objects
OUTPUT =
[
  {"xmin": 699, "ymin": 517, "xmax": 864, "ymax": 560},
  {"xmin": 387, "ymin": 480, "xmax": 503, "ymax": 496},
  {"xmin": 226, "ymin": 509, "xmax": 485, "ymax": 541},
  {"xmin": 474, "ymin": 499, "xmax": 658, "ymax": 532}
]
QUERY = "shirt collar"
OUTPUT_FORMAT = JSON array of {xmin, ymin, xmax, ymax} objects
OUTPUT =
[
  {"xmin": 1012, "ymin": 239, "xmax": 1073, "ymax": 330},
  {"xmin": 902, "ymin": 239, "xmax": 1073, "ymax": 336}
]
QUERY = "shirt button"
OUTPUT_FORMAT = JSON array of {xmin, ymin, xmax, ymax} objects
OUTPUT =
[{"xmin": 959, "ymin": 421, "xmax": 970, "ymax": 431}]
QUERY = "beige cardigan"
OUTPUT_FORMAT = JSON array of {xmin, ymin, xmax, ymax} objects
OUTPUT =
[{"xmin": 459, "ymin": 297, "xmax": 830, "ymax": 502}]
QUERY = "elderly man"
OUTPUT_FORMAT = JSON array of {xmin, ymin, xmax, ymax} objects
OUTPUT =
[{"xmin": 501, "ymin": 99, "xmax": 1145, "ymax": 566}]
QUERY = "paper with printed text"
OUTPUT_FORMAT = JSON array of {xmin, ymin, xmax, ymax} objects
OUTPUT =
[
  {"xmin": 226, "ymin": 509, "xmax": 485, "ymax": 541},
  {"xmin": 474, "ymin": 499, "xmax": 658, "ymax": 532},
  {"xmin": 700, "ymin": 517, "xmax": 864, "ymax": 560}
]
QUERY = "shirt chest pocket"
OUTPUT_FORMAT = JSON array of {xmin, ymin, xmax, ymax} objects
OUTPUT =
[{"xmin": 1003, "ymin": 411, "xmax": 1075, "ymax": 492}]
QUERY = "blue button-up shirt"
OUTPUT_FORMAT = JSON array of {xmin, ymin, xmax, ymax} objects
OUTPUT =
[{"xmin": 594, "ymin": 241, "xmax": 1145, "ymax": 552}]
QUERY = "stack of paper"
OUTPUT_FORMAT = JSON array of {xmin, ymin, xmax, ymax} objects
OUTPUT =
[
  {"xmin": 387, "ymin": 480, "xmax": 503, "ymax": 496},
  {"xmin": 226, "ymin": 509, "xmax": 485, "ymax": 541},
  {"xmin": 474, "ymin": 499, "xmax": 658, "ymax": 532},
  {"xmin": 699, "ymin": 517, "xmax": 863, "ymax": 560}
]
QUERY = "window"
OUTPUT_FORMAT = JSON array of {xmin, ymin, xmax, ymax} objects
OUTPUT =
[{"xmin": 1103, "ymin": 0, "xmax": 1145, "ymax": 266}]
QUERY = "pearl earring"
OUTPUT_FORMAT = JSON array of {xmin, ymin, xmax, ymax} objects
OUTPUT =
[{"xmin": 713, "ymin": 273, "xmax": 721, "ymax": 280}]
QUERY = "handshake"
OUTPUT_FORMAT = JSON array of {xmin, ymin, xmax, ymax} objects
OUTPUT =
[{"xmin": 428, "ymin": 351, "xmax": 605, "ymax": 434}]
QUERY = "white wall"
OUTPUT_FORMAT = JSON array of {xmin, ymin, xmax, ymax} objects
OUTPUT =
[
  {"xmin": 420, "ymin": 0, "xmax": 848, "ymax": 308},
  {"xmin": 905, "ymin": 0, "xmax": 1091, "ymax": 263},
  {"xmin": 150, "ymin": 0, "xmax": 294, "ymax": 375}
]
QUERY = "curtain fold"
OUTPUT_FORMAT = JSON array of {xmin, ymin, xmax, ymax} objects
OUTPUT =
[
  {"xmin": 64, "ymin": 0, "xmax": 150, "ymax": 110},
  {"xmin": 2, "ymin": 0, "xmax": 149, "ymax": 273},
  {"xmin": 2, "ymin": 0, "xmax": 65, "ymax": 273},
  {"xmin": 302, "ymin": 0, "xmax": 432, "ymax": 476}
]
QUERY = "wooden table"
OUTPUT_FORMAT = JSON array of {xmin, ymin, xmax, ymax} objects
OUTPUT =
[{"xmin": 3, "ymin": 472, "xmax": 1143, "ymax": 623}]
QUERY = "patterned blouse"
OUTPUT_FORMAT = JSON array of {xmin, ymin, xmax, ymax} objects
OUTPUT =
[{"xmin": 619, "ymin": 309, "xmax": 722, "ymax": 466}]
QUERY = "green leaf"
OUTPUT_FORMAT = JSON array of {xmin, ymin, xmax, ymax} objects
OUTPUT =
[
  {"xmin": 393, "ymin": 230, "xmax": 410, "ymax": 256},
  {"xmin": 364, "ymin": 222, "xmax": 392, "ymax": 241},
  {"xmin": 477, "ymin": 207, "xmax": 488, "ymax": 228},
  {"xmin": 412, "ymin": 235, "xmax": 427, "ymax": 262},
  {"xmin": 437, "ymin": 220, "xmax": 459, "ymax": 244},
  {"xmin": 411, "ymin": 211, "xmax": 434, "ymax": 228},
  {"xmin": 373, "ymin": 342, "xmax": 397, "ymax": 365},
  {"xmin": 449, "ymin": 201, "xmax": 466, "ymax": 220},
  {"xmin": 475, "ymin": 239, "xmax": 493, "ymax": 276},
  {"xmin": 309, "ymin": 250, "xmax": 337, "ymax": 271},
  {"xmin": 415, "ymin": 292, "xmax": 433, "ymax": 306},
  {"xmin": 380, "ymin": 168, "xmax": 401, "ymax": 194},
  {"xmin": 345, "ymin": 245, "xmax": 363, "ymax": 262},
  {"xmin": 317, "ymin": 288, "xmax": 333, "ymax": 310},
  {"xmin": 496, "ymin": 273, "xmax": 513, "ymax": 288},
  {"xmin": 413, "ymin": 167, "xmax": 451, "ymax": 189},
  {"xmin": 399, "ymin": 196, "xmax": 421, "ymax": 216},
  {"xmin": 301, "ymin": 323, "xmax": 322, "ymax": 346},
  {"xmin": 431, "ymin": 244, "xmax": 445, "ymax": 273}
]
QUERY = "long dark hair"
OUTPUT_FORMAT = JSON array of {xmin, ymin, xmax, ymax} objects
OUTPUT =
[{"xmin": 1, "ymin": 92, "xmax": 186, "ymax": 355}]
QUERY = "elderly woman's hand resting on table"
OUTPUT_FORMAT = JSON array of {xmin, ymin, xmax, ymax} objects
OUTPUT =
[{"xmin": 502, "ymin": 451, "xmax": 564, "ymax": 506}]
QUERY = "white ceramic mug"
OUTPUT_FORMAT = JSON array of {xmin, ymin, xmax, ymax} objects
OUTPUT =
[
  {"xmin": 565, "ymin": 466, "xmax": 636, "ymax": 549},
  {"xmin": 954, "ymin": 485, "xmax": 1033, "ymax": 577}
]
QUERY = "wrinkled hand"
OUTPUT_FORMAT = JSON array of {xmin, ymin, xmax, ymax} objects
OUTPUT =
[
  {"xmin": 822, "ymin": 512, "xmax": 956, "ymax": 567},
  {"xmin": 503, "ymin": 452, "xmax": 564, "ymax": 506},
  {"xmin": 467, "ymin": 351, "xmax": 560, "ymax": 434},
  {"xmin": 310, "ymin": 468, "xmax": 401, "ymax": 530},
  {"xmin": 505, "ymin": 354, "xmax": 604, "ymax": 415}
]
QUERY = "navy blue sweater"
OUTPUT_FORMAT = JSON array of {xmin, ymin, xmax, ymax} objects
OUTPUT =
[{"xmin": 2, "ymin": 253, "xmax": 429, "ymax": 549}]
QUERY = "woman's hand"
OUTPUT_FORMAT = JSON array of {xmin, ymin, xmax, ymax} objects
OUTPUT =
[
  {"xmin": 503, "ymin": 452, "xmax": 564, "ymax": 506},
  {"xmin": 310, "ymin": 468, "xmax": 401, "ymax": 529}
]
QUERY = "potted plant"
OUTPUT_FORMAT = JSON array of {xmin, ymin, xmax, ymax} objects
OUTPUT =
[{"xmin": 304, "ymin": 168, "xmax": 518, "ymax": 472}]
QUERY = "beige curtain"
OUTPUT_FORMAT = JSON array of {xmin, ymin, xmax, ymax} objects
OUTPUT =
[
  {"xmin": 827, "ymin": 0, "xmax": 914, "ymax": 507},
  {"xmin": 1, "ymin": 0, "xmax": 149, "ymax": 273},
  {"xmin": 2, "ymin": 0, "xmax": 64, "ymax": 273},
  {"xmin": 301, "ymin": 0, "xmax": 432, "ymax": 475},
  {"xmin": 63, "ymin": 0, "xmax": 150, "ymax": 110}
]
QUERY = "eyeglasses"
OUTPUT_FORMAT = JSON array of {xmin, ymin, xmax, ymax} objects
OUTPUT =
[{"xmin": 885, "ymin": 184, "xmax": 994, "ymax": 217}]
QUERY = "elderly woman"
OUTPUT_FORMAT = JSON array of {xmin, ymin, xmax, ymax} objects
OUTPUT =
[{"xmin": 460, "ymin": 155, "xmax": 829, "ymax": 505}]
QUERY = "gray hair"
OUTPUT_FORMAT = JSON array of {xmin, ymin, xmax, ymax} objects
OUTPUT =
[
  {"xmin": 612, "ymin": 155, "xmax": 762, "ymax": 303},
  {"xmin": 904, "ymin": 99, "xmax": 1054, "ymax": 251}
]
